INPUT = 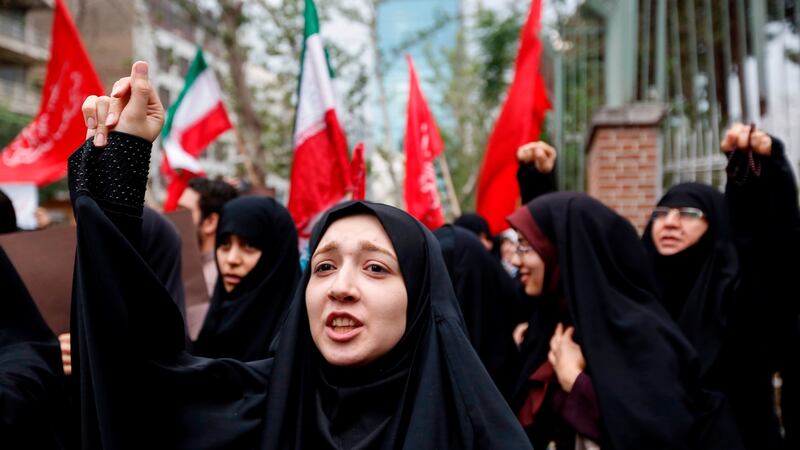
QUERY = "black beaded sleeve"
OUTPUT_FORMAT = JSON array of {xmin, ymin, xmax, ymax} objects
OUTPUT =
[{"xmin": 68, "ymin": 131, "xmax": 152, "ymax": 219}]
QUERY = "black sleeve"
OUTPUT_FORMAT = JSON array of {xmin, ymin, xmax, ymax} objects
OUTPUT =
[
  {"xmin": 725, "ymin": 138, "xmax": 800, "ymax": 317},
  {"xmin": 517, "ymin": 163, "xmax": 557, "ymax": 204},
  {"xmin": 68, "ymin": 132, "xmax": 270, "ymax": 449}
]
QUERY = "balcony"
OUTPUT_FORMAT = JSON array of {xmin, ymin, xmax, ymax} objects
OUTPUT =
[{"xmin": 0, "ymin": 78, "xmax": 40, "ymax": 116}]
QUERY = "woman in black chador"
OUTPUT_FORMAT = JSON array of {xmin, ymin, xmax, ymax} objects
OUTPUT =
[
  {"xmin": 507, "ymin": 192, "xmax": 743, "ymax": 450},
  {"xmin": 0, "ymin": 246, "xmax": 70, "ymax": 449},
  {"xmin": 191, "ymin": 196, "xmax": 300, "ymax": 361},
  {"xmin": 643, "ymin": 124, "xmax": 800, "ymax": 450},
  {"xmin": 67, "ymin": 61, "xmax": 532, "ymax": 449},
  {"xmin": 433, "ymin": 224, "xmax": 520, "ymax": 399}
]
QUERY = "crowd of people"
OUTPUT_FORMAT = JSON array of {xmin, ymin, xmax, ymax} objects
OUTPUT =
[{"xmin": 1, "ymin": 60, "xmax": 799, "ymax": 449}]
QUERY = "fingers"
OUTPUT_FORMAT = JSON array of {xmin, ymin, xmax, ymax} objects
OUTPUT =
[
  {"xmin": 93, "ymin": 96, "xmax": 110, "ymax": 147},
  {"xmin": 107, "ymin": 77, "xmax": 131, "ymax": 129},
  {"xmin": 736, "ymin": 125, "xmax": 750, "ymax": 150},
  {"xmin": 548, "ymin": 350, "xmax": 556, "ymax": 366},
  {"xmin": 127, "ymin": 61, "xmax": 151, "ymax": 117},
  {"xmin": 563, "ymin": 326, "xmax": 575, "ymax": 342},
  {"xmin": 58, "ymin": 333, "xmax": 71, "ymax": 376},
  {"xmin": 751, "ymin": 130, "xmax": 772, "ymax": 156},
  {"xmin": 83, "ymin": 95, "xmax": 98, "ymax": 139}
]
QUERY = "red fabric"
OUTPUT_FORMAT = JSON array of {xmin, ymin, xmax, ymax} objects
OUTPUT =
[
  {"xmin": 176, "ymin": 102, "xmax": 232, "ymax": 159},
  {"xmin": 162, "ymin": 169, "xmax": 196, "ymax": 212},
  {"xmin": 476, "ymin": 0, "xmax": 551, "ymax": 234},
  {"xmin": 0, "ymin": 0, "xmax": 104, "ymax": 186},
  {"xmin": 288, "ymin": 109, "xmax": 350, "ymax": 239},
  {"xmin": 349, "ymin": 142, "xmax": 366, "ymax": 200},
  {"xmin": 404, "ymin": 55, "xmax": 445, "ymax": 230},
  {"xmin": 517, "ymin": 361, "xmax": 555, "ymax": 427}
]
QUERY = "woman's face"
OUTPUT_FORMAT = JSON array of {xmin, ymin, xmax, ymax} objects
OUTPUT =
[
  {"xmin": 511, "ymin": 233, "xmax": 546, "ymax": 296},
  {"xmin": 651, "ymin": 208, "xmax": 709, "ymax": 256},
  {"xmin": 306, "ymin": 214, "xmax": 408, "ymax": 367},
  {"xmin": 216, "ymin": 234, "xmax": 263, "ymax": 292}
]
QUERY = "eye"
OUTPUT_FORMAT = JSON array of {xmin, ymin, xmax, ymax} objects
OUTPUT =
[
  {"xmin": 314, "ymin": 262, "xmax": 336, "ymax": 273},
  {"xmin": 365, "ymin": 263, "xmax": 388, "ymax": 274},
  {"xmin": 219, "ymin": 243, "xmax": 232, "ymax": 251}
]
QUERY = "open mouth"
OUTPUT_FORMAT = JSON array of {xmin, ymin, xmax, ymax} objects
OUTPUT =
[{"xmin": 325, "ymin": 313, "xmax": 364, "ymax": 342}]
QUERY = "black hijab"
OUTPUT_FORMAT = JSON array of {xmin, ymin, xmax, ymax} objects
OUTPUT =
[
  {"xmin": 642, "ymin": 183, "xmax": 739, "ymax": 379},
  {"xmin": 0, "ymin": 246, "xmax": 69, "ymax": 449},
  {"xmin": 508, "ymin": 192, "xmax": 742, "ymax": 450},
  {"xmin": 433, "ymin": 224, "xmax": 520, "ymax": 399},
  {"xmin": 141, "ymin": 207, "xmax": 187, "ymax": 320},
  {"xmin": 0, "ymin": 190, "xmax": 17, "ymax": 234},
  {"xmin": 260, "ymin": 201, "xmax": 531, "ymax": 449},
  {"xmin": 192, "ymin": 196, "xmax": 300, "ymax": 361}
]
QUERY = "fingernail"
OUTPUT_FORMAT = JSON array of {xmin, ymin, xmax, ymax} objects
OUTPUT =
[
  {"xmin": 111, "ymin": 84, "xmax": 120, "ymax": 97},
  {"xmin": 135, "ymin": 62, "xmax": 148, "ymax": 76},
  {"xmin": 87, "ymin": 117, "xmax": 96, "ymax": 129},
  {"xmin": 105, "ymin": 113, "xmax": 115, "ymax": 126},
  {"xmin": 94, "ymin": 133, "xmax": 106, "ymax": 147}
]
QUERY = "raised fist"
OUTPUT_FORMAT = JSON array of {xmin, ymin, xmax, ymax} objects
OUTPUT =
[
  {"xmin": 516, "ymin": 141, "xmax": 557, "ymax": 174},
  {"xmin": 720, "ymin": 122, "xmax": 772, "ymax": 156},
  {"xmin": 82, "ymin": 61, "xmax": 165, "ymax": 146}
]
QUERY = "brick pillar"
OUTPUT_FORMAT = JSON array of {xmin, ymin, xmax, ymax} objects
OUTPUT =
[{"xmin": 585, "ymin": 103, "xmax": 667, "ymax": 233}]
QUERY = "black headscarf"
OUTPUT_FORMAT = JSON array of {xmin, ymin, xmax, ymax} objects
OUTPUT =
[
  {"xmin": 433, "ymin": 224, "xmax": 520, "ymax": 399},
  {"xmin": 260, "ymin": 201, "xmax": 532, "ymax": 449},
  {"xmin": 141, "ymin": 207, "xmax": 187, "ymax": 321},
  {"xmin": 0, "ymin": 190, "xmax": 17, "ymax": 234},
  {"xmin": 0, "ymin": 246, "xmax": 69, "ymax": 449},
  {"xmin": 508, "ymin": 192, "xmax": 742, "ymax": 450},
  {"xmin": 192, "ymin": 196, "xmax": 300, "ymax": 361},
  {"xmin": 642, "ymin": 183, "xmax": 739, "ymax": 380}
]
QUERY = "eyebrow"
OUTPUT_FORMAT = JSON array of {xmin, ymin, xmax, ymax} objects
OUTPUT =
[{"xmin": 312, "ymin": 240, "xmax": 397, "ymax": 261}]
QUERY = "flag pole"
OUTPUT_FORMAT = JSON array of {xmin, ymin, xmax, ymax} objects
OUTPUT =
[
  {"xmin": 437, "ymin": 155, "xmax": 461, "ymax": 218},
  {"xmin": 232, "ymin": 127, "xmax": 264, "ymax": 188}
]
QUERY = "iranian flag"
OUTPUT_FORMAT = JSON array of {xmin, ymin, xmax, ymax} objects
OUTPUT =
[
  {"xmin": 161, "ymin": 48, "xmax": 232, "ymax": 211},
  {"xmin": 288, "ymin": 0, "xmax": 351, "ymax": 241}
]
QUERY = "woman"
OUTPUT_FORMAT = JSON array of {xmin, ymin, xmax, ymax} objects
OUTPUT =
[
  {"xmin": 643, "ymin": 125, "xmax": 800, "ymax": 450},
  {"xmin": 507, "ymin": 192, "xmax": 742, "ymax": 450},
  {"xmin": 433, "ymin": 224, "xmax": 520, "ymax": 399},
  {"xmin": 68, "ymin": 61, "xmax": 532, "ymax": 449},
  {"xmin": 1, "ymin": 246, "xmax": 69, "ymax": 449},
  {"xmin": 191, "ymin": 196, "xmax": 300, "ymax": 361}
]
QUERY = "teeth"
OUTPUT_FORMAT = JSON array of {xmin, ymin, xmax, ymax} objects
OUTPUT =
[{"xmin": 332, "ymin": 317, "xmax": 356, "ymax": 327}]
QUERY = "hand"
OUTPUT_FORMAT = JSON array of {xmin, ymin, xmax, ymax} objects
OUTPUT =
[
  {"xmin": 58, "ymin": 333, "xmax": 71, "ymax": 376},
  {"xmin": 720, "ymin": 123, "xmax": 772, "ymax": 156},
  {"xmin": 82, "ymin": 61, "xmax": 165, "ymax": 145},
  {"xmin": 516, "ymin": 141, "xmax": 557, "ymax": 174},
  {"xmin": 513, "ymin": 322, "xmax": 529, "ymax": 347},
  {"xmin": 548, "ymin": 323, "xmax": 585, "ymax": 393}
]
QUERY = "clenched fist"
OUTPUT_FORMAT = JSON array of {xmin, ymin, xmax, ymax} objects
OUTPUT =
[
  {"xmin": 720, "ymin": 122, "xmax": 772, "ymax": 156},
  {"xmin": 517, "ymin": 141, "xmax": 557, "ymax": 174},
  {"xmin": 82, "ymin": 61, "xmax": 165, "ymax": 146}
]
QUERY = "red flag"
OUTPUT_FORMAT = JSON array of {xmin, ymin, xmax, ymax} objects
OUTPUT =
[
  {"xmin": 0, "ymin": 0, "xmax": 104, "ymax": 186},
  {"xmin": 404, "ymin": 55, "xmax": 445, "ymax": 230},
  {"xmin": 349, "ymin": 142, "xmax": 366, "ymax": 201},
  {"xmin": 476, "ymin": 0, "xmax": 551, "ymax": 234}
]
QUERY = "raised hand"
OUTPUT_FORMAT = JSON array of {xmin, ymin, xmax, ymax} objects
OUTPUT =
[
  {"xmin": 548, "ymin": 323, "xmax": 586, "ymax": 393},
  {"xmin": 82, "ymin": 61, "xmax": 165, "ymax": 145},
  {"xmin": 720, "ymin": 122, "xmax": 772, "ymax": 156},
  {"xmin": 516, "ymin": 141, "xmax": 557, "ymax": 174}
]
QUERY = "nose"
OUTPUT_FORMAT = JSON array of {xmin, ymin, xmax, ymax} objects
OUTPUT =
[
  {"xmin": 226, "ymin": 245, "xmax": 243, "ymax": 266},
  {"xmin": 663, "ymin": 209, "xmax": 681, "ymax": 227},
  {"xmin": 511, "ymin": 251, "xmax": 522, "ymax": 268},
  {"xmin": 328, "ymin": 265, "xmax": 359, "ymax": 302}
]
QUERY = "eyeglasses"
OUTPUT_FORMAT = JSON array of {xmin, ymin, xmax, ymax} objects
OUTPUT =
[
  {"xmin": 651, "ymin": 206, "xmax": 705, "ymax": 221},
  {"xmin": 515, "ymin": 244, "xmax": 533, "ymax": 255}
]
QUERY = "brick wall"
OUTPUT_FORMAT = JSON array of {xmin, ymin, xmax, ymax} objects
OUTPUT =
[{"xmin": 585, "ymin": 104, "xmax": 665, "ymax": 233}]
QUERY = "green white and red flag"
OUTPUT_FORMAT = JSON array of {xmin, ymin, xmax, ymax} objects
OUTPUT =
[
  {"xmin": 161, "ymin": 48, "xmax": 233, "ymax": 211},
  {"xmin": 288, "ymin": 0, "xmax": 351, "ymax": 242}
]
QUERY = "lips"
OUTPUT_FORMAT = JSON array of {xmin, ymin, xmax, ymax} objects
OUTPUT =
[
  {"xmin": 325, "ymin": 312, "xmax": 364, "ymax": 342},
  {"xmin": 659, "ymin": 236, "xmax": 682, "ymax": 246},
  {"xmin": 223, "ymin": 274, "xmax": 242, "ymax": 286}
]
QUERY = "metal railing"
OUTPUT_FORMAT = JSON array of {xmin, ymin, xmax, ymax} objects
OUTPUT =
[{"xmin": 547, "ymin": 0, "xmax": 800, "ymax": 191}]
